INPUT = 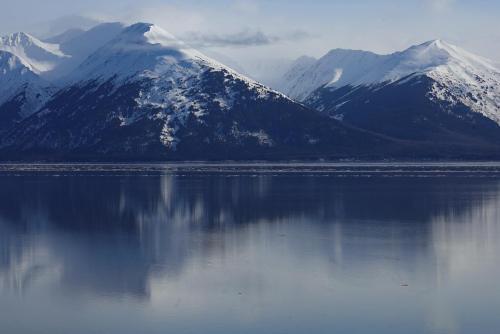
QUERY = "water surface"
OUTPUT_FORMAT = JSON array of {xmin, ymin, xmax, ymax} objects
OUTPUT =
[{"xmin": 1, "ymin": 164, "xmax": 499, "ymax": 334}]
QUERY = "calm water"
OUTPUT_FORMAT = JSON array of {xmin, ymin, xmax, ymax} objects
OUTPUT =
[{"xmin": 1, "ymin": 164, "xmax": 500, "ymax": 334}]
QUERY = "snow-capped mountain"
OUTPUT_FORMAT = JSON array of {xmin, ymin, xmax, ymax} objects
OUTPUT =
[
  {"xmin": 0, "ymin": 23, "xmax": 158, "ymax": 115},
  {"xmin": 0, "ymin": 22, "xmax": 393, "ymax": 161},
  {"xmin": 276, "ymin": 40, "xmax": 500, "ymax": 156},
  {"xmin": 0, "ymin": 23, "xmax": 125, "ymax": 140},
  {"xmin": 281, "ymin": 40, "xmax": 500, "ymax": 124}
]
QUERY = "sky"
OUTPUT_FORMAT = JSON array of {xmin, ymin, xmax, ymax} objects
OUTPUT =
[{"xmin": 1, "ymin": 0, "xmax": 499, "ymax": 67}]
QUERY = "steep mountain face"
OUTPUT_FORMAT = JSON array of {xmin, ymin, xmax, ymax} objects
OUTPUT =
[
  {"xmin": 280, "ymin": 40, "xmax": 500, "ymax": 156},
  {"xmin": 0, "ymin": 23, "xmax": 394, "ymax": 161}
]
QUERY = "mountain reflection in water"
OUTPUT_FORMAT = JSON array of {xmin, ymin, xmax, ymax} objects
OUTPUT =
[{"xmin": 0, "ymin": 172, "xmax": 499, "ymax": 334}]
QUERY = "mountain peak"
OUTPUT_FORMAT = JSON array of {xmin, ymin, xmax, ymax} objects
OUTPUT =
[
  {"xmin": 402, "ymin": 38, "xmax": 498, "ymax": 73},
  {"xmin": 409, "ymin": 39, "xmax": 457, "ymax": 57},
  {"xmin": 69, "ymin": 22, "xmax": 233, "ymax": 83}
]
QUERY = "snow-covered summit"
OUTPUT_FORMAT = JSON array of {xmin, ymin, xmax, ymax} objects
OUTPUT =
[
  {"xmin": 375, "ymin": 39, "xmax": 499, "ymax": 84},
  {"xmin": 417, "ymin": 40, "xmax": 500, "ymax": 123},
  {"xmin": 117, "ymin": 23, "xmax": 183, "ymax": 49},
  {"xmin": 70, "ymin": 22, "xmax": 268, "ymax": 90},
  {"xmin": 70, "ymin": 23, "xmax": 217, "ymax": 81}
]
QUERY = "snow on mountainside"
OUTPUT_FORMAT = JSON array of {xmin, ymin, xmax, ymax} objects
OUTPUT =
[
  {"xmin": 0, "ymin": 51, "xmax": 39, "ymax": 102},
  {"xmin": 0, "ymin": 50, "xmax": 52, "ymax": 104},
  {"xmin": 276, "ymin": 55, "xmax": 316, "ymax": 94},
  {"xmin": 281, "ymin": 40, "xmax": 500, "ymax": 124},
  {"xmin": 0, "ymin": 51, "xmax": 54, "ymax": 133},
  {"xmin": 421, "ymin": 40, "xmax": 500, "ymax": 124}
]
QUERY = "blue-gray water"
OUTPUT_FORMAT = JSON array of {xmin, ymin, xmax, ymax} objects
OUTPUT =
[{"xmin": 1, "ymin": 164, "xmax": 500, "ymax": 334}]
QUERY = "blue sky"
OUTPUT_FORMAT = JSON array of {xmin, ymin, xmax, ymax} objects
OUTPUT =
[{"xmin": 1, "ymin": 0, "xmax": 499, "ymax": 62}]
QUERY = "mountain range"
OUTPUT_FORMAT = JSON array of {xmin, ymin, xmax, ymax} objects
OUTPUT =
[{"xmin": 0, "ymin": 22, "xmax": 499, "ymax": 161}]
